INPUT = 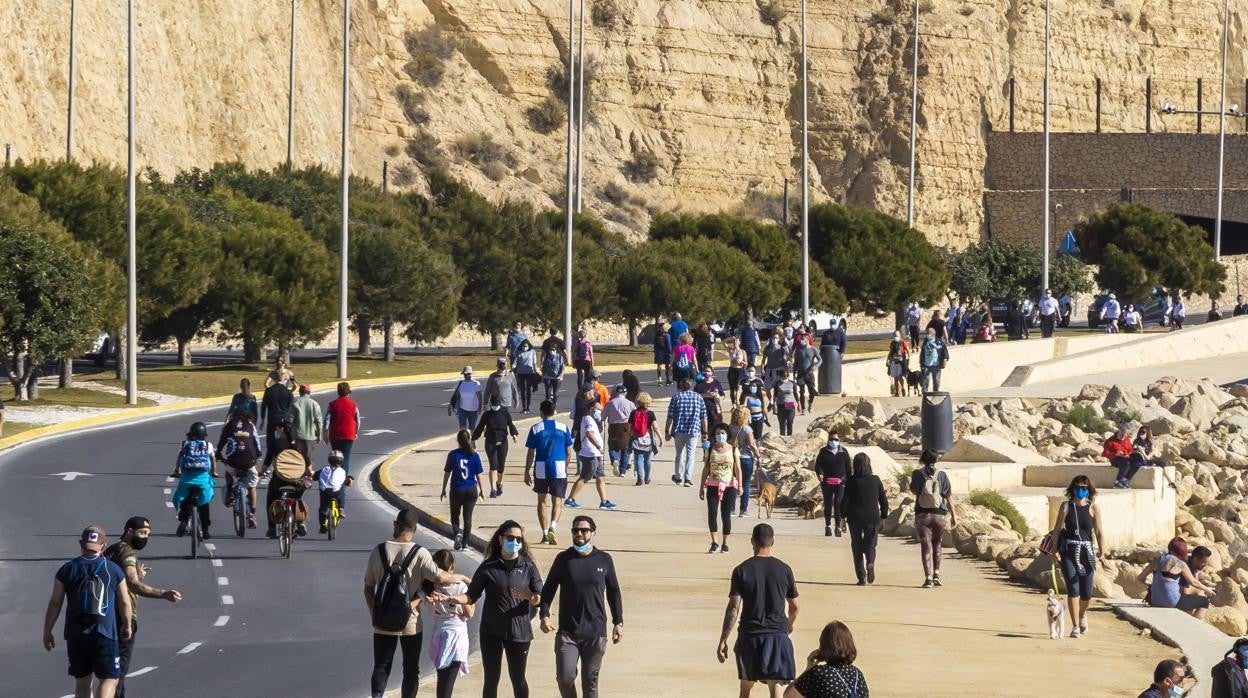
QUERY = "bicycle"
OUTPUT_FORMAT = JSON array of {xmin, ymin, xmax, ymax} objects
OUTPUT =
[
  {"xmin": 230, "ymin": 473, "xmax": 250, "ymax": 538},
  {"xmin": 325, "ymin": 496, "xmax": 341, "ymax": 541},
  {"xmin": 186, "ymin": 485, "xmax": 205, "ymax": 560},
  {"xmin": 275, "ymin": 486, "xmax": 300, "ymax": 559}
]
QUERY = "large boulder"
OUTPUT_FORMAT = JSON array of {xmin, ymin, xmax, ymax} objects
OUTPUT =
[
  {"xmin": 1141, "ymin": 404, "xmax": 1196, "ymax": 436},
  {"xmin": 942, "ymin": 434, "xmax": 1051, "ymax": 464},
  {"xmin": 1208, "ymin": 606, "xmax": 1248, "ymax": 637},
  {"xmin": 1171, "ymin": 393, "xmax": 1222, "ymax": 431},
  {"xmin": 1183, "ymin": 434, "xmax": 1230, "ymax": 467},
  {"xmin": 1229, "ymin": 383, "xmax": 1248, "ymax": 399},
  {"xmin": 1147, "ymin": 377, "xmax": 1198, "ymax": 399},
  {"xmin": 1196, "ymin": 380, "xmax": 1237, "ymax": 409},
  {"xmin": 1078, "ymin": 384, "xmax": 1111, "ymax": 401},
  {"xmin": 1102, "ymin": 384, "xmax": 1147, "ymax": 417},
  {"xmin": 854, "ymin": 398, "xmax": 888, "ymax": 423}
]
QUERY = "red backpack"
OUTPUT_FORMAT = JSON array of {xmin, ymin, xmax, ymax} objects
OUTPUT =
[{"xmin": 630, "ymin": 409, "xmax": 652, "ymax": 438}]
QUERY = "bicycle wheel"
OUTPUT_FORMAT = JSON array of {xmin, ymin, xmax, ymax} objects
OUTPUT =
[
  {"xmin": 282, "ymin": 509, "xmax": 294, "ymax": 559},
  {"xmin": 327, "ymin": 501, "xmax": 337, "ymax": 541},
  {"xmin": 190, "ymin": 505, "xmax": 199, "ymax": 560},
  {"xmin": 233, "ymin": 490, "xmax": 246, "ymax": 538}
]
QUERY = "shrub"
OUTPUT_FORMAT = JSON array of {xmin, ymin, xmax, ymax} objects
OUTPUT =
[
  {"xmin": 405, "ymin": 130, "xmax": 445, "ymax": 169},
  {"xmin": 867, "ymin": 9, "xmax": 896, "ymax": 27},
  {"xmin": 1064, "ymin": 403, "xmax": 1111, "ymax": 435},
  {"xmin": 390, "ymin": 164, "xmax": 416, "ymax": 187},
  {"xmin": 404, "ymin": 54, "xmax": 446, "ymax": 88},
  {"xmin": 895, "ymin": 465, "xmax": 917, "ymax": 493},
  {"xmin": 758, "ymin": 0, "xmax": 785, "ymax": 26},
  {"xmin": 968, "ymin": 489, "xmax": 1030, "ymax": 536},
  {"xmin": 599, "ymin": 182, "xmax": 630, "ymax": 206},
  {"xmin": 526, "ymin": 96, "xmax": 567, "ymax": 135},
  {"xmin": 546, "ymin": 57, "xmax": 599, "ymax": 107},
  {"xmin": 384, "ymin": 143, "xmax": 401, "ymax": 158},
  {"xmin": 481, "ymin": 160, "xmax": 509, "ymax": 182},
  {"xmin": 622, "ymin": 151, "xmax": 660, "ymax": 183},
  {"xmin": 455, "ymin": 133, "xmax": 517, "ymax": 170},
  {"xmin": 591, "ymin": 0, "xmax": 620, "ymax": 29},
  {"xmin": 403, "ymin": 26, "xmax": 456, "ymax": 88},
  {"xmin": 393, "ymin": 85, "xmax": 429, "ymax": 126},
  {"xmin": 1105, "ymin": 407, "xmax": 1142, "ymax": 425}
]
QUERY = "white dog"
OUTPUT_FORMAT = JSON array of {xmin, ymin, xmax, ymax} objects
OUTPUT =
[{"xmin": 1046, "ymin": 589, "xmax": 1066, "ymax": 640}]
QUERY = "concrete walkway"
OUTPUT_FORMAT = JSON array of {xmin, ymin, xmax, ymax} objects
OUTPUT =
[
  {"xmin": 964, "ymin": 350, "xmax": 1248, "ymax": 400},
  {"xmin": 385, "ymin": 398, "xmax": 1178, "ymax": 697},
  {"xmin": 1108, "ymin": 601, "xmax": 1231, "ymax": 698}
]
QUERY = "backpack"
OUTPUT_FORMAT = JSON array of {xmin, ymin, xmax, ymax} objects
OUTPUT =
[
  {"xmin": 223, "ymin": 421, "xmax": 258, "ymax": 467},
  {"xmin": 72, "ymin": 558, "xmax": 111, "ymax": 620},
  {"xmin": 675, "ymin": 350, "xmax": 692, "ymax": 370},
  {"xmin": 178, "ymin": 440, "xmax": 213, "ymax": 471},
  {"xmin": 917, "ymin": 471, "xmax": 944, "ymax": 510},
  {"xmin": 372, "ymin": 543, "xmax": 422, "ymax": 632},
  {"xmin": 543, "ymin": 351, "xmax": 562, "ymax": 376},
  {"xmin": 575, "ymin": 339, "xmax": 590, "ymax": 362},
  {"xmin": 630, "ymin": 409, "xmax": 654, "ymax": 450}
]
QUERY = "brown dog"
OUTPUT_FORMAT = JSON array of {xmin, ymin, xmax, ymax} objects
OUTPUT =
[
  {"xmin": 756, "ymin": 481, "xmax": 777, "ymax": 519},
  {"xmin": 794, "ymin": 496, "xmax": 820, "ymax": 519}
]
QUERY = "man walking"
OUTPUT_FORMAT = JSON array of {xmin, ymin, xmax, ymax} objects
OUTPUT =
[
  {"xmin": 905, "ymin": 301, "xmax": 923, "ymax": 350},
  {"xmin": 505, "ymin": 321, "xmax": 528, "ymax": 365},
  {"xmin": 918, "ymin": 329, "xmax": 949, "ymax": 394},
  {"xmin": 1100, "ymin": 293, "xmax": 1122, "ymax": 333},
  {"xmin": 291, "ymin": 383, "xmax": 323, "ymax": 466},
  {"xmin": 1038, "ymin": 288, "xmax": 1059, "ymax": 338},
  {"xmin": 667, "ymin": 312, "xmax": 689, "ymax": 352},
  {"xmin": 602, "ymin": 385, "xmax": 635, "ymax": 477},
  {"xmin": 44, "ymin": 525, "xmax": 133, "ymax": 698},
  {"xmin": 449, "ymin": 365, "xmax": 483, "ymax": 430},
  {"xmin": 791, "ymin": 336, "xmax": 821, "ymax": 412},
  {"xmin": 540, "ymin": 515, "xmax": 624, "ymax": 698},
  {"xmin": 485, "ymin": 357, "xmax": 521, "ymax": 413},
  {"xmin": 364, "ymin": 508, "xmax": 470, "ymax": 698},
  {"xmin": 738, "ymin": 320, "xmax": 760, "ymax": 368},
  {"xmin": 665, "ymin": 379, "xmax": 708, "ymax": 487},
  {"xmin": 717, "ymin": 523, "xmax": 799, "ymax": 698},
  {"xmin": 104, "ymin": 517, "xmax": 182, "ymax": 698},
  {"xmin": 259, "ymin": 369, "xmax": 294, "ymax": 471},
  {"xmin": 324, "ymin": 381, "xmax": 361, "ymax": 479},
  {"xmin": 525, "ymin": 400, "xmax": 575, "ymax": 545}
]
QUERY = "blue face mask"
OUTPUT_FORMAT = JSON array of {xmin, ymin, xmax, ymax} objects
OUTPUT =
[
  {"xmin": 749, "ymin": 386, "xmax": 758, "ymax": 394},
  {"xmin": 572, "ymin": 542, "xmax": 592, "ymax": 554},
  {"xmin": 502, "ymin": 539, "xmax": 523, "ymax": 556},
  {"xmin": 1074, "ymin": 487, "xmax": 1089, "ymax": 500},
  {"xmin": 491, "ymin": 405, "xmax": 501, "ymax": 412},
  {"xmin": 1168, "ymin": 685, "xmax": 1183, "ymax": 698},
  {"xmin": 715, "ymin": 433, "xmax": 728, "ymax": 444},
  {"xmin": 828, "ymin": 440, "xmax": 839, "ymax": 450},
  {"xmin": 1238, "ymin": 646, "xmax": 1248, "ymax": 667}
]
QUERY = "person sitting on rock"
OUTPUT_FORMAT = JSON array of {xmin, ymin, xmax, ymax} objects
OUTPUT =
[
  {"xmin": 1103, "ymin": 428, "xmax": 1134, "ymax": 486},
  {"xmin": 1113, "ymin": 426, "xmax": 1176, "ymax": 490},
  {"xmin": 1137, "ymin": 537, "xmax": 1212, "ymax": 620}
]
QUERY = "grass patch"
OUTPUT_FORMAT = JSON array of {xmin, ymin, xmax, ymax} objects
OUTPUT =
[
  {"xmin": 391, "ymin": 164, "xmax": 416, "ymax": 187},
  {"xmin": 1, "ymin": 421, "xmax": 41, "ymax": 437},
  {"xmin": 22, "ymin": 387, "xmax": 157, "ymax": 409},
  {"xmin": 1064, "ymin": 403, "xmax": 1111, "ymax": 435},
  {"xmin": 895, "ymin": 465, "xmax": 916, "ymax": 493},
  {"xmin": 455, "ymin": 134, "xmax": 518, "ymax": 180},
  {"xmin": 599, "ymin": 182, "xmax": 630, "ymax": 206},
  {"xmin": 968, "ymin": 488, "xmax": 1030, "ymax": 536}
]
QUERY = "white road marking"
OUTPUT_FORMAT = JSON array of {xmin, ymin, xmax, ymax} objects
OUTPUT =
[
  {"xmin": 211, "ymin": 558, "xmax": 223, "ymax": 567},
  {"xmin": 361, "ymin": 428, "xmax": 397, "ymax": 436},
  {"xmin": 388, "ymin": 409, "xmax": 409, "ymax": 414},
  {"xmin": 204, "ymin": 543, "xmax": 216, "ymax": 552},
  {"xmin": 213, "ymin": 615, "xmax": 230, "ymax": 627},
  {"xmin": 221, "ymin": 595, "xmax": 234, "ymax": 605},
  {"xmin": 126, "ymin": 666, "xmax": 157, "ymax": 677},
  {"xmin": 163, "ymin": 488, "xmax": 171, "ymax": 494},
  {"xmin": 216, "ymin": 577, "xmax": 229, "ymax": 586},
  {"xmin": 50, "ymin": 471, "xmax": 93, "ymax": 481},
  {"xmin": 165, "ymin": 502, "xmax": 173, "ymax": 508},
  {"xmin": 176, "ymin": 642, "xmax": 202, "ymax": 655},
  {"xmin": 204, "ymin": 421, "xmax": 224, "ymax": 428},
  {"xmin": 165, "ymin": 476, "xmax": 175, "ymax": 482}
]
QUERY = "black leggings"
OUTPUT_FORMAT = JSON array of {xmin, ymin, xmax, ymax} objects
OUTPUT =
[
  {"xmin": 796, "ymin": 370, "xmax": 817, "ymax": 407},
  {"xmin": 777, "ymin": 406, "xmax": 795, "ymax": 436},
  {"xmin": 177, "ymin": 501, "xmax": 211, "ymax": 529},
  {"xmin": 486, "ymin": 439, "xmax": 509, "ymax": 473},
  {"xmin": 372, "ymin": 632, "xmax": 422, "ymax": 698},
  {"xmin": 436, "ymin": 663, "xmax": 462, "ymax": 698},
  {"xmin": 706, "ymin": 486, "xmax": 738, "ymax": 535},
  {"xmin": 821, "ymin": 483, "xmax": 845, "ymax": 527},
  {"xmin": 481, "ymin": 635, "xmax": 531, "ymax": 698},
  {"xmin": 449, "ymin": 487, "xmax": 477, "ymax": 538}
]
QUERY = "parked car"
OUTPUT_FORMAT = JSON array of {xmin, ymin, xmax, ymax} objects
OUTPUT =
[
  {"xmin": 85, "ymin": 330, "xmax": 114, "ymax": 367},
  {"xmin": 988, "ymin": 298, "xmax": 1036, "ymax": 329},
  {"xmin": 1087, "ymin": 289, "xmax": 1170, "ymax": 329}
]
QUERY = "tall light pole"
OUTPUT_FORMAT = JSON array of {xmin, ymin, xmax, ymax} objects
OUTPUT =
[
  {"xmin": 1041, "ymin": 0, "xmax": 1051, "ymax": 294},
  {"xmin": 67, "ymin": 0, "xmax": 77, "ymax": 160},
  {"xmin": 562, "ymin": 0, "xmax": 576, "ymax": 344},
  {"xmin": 906, "ymin": 0, "xmax": 919, "ymax": 228},
  {"xmin": 125, "ymin": 0, "xmax": 137, "ymax": 405},
  {"xmin": 336, "ymin": 0, "xmax": 350, "ymax": 379},
  {"xmin": 1215, "ymin": 0, "xmax": 1229, "ymax": 261},
  {"xmin": 286, "ymin": 0, "xmax": 297, "ymax": 168},
  {"xmin": 574, "ymin": 0, "xmax": 586, "ymax": 213},
  {"xmin": 800, "ymin": 0, "xmax": 810, "ymax": 326}
]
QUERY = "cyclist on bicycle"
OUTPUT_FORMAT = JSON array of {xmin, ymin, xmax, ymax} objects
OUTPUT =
[
  {"xmin": 218, "ymin": 407, "xmax": 261, "ymax": 529},
  {"xmin": 171, "ymin": 421, "xmax": 220, "ymax": 538},
  {"xmin": 316, "ymin": 450, "xmax": 347, "ymax": 534}
]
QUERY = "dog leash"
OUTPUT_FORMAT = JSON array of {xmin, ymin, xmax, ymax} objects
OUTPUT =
[{"xmin": 1049, "ymin": 562, "xmax": 1060, "ymax": 596}]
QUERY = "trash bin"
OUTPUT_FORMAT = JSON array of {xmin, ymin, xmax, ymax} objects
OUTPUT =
[
  {"xmin": 819, "ymin": 345, "xmax": 842, "ymax": 395},
  {"xmin": 921, "ymin": 391, "xmax": 953, "ymax": 454}
]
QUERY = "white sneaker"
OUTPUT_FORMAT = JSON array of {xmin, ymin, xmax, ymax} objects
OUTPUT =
[
  {"xmin": 1070, "ymin": 627, "xmax": 1081, "ymax": 638},
  {"xmin": 1079, "ymin": 620, "xmax": 1088, "ymax": 635}
]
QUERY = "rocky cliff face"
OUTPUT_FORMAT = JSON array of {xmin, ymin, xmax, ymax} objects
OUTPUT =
[{"xmin": 5, "ymin": 0, "xmax": 1241, "ymax": 247}]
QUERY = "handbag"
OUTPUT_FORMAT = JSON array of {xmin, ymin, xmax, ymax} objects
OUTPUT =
[{"xmin": 1038, "ymin": 502, "xmax": 1065, "ymax": 557}]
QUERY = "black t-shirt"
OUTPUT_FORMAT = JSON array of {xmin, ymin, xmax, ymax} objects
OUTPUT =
[
  {"xmin": 925, "ymin": 318, "xmax": 946, "ymax": 336},
  {"xmin": 541, "ymin": 336, "xmax": 566, "ymax": 357},
  {"xmin": 466, "ymin": 555, "xmax": 543, "ymax": 642},
  {"xmin": 260, "ymin": 383, "xmax": 293, "ymax": 430},
  {"xmin": 729, "ymin": 555, "xmax": 798, "ymax": 635},
  {"xmin": 539, "ymin": 547, "xmax": 623, "ymax": 639}
]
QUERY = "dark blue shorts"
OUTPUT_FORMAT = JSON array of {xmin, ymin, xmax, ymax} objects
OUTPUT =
[
  {"xmin": 734, "ymin": 632, "xmax": 796, "ymax": 682},
  {"xmin": 533, "ymin": 477, "xmax": 568, "ymax": 499},
  {"xmin": 67, "ymin": 633, "xmax": 120, "ymax": 679}
]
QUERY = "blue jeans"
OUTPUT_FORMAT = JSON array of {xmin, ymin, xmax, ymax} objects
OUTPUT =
[
  {"xmin": 673, "ymin": 432, "xmax": 698, "ymax": 482},
  {"xmin": 330, "ymin": 439, "xmax": 355, "ymax": 475},
  {"xmin": 739, "ymin": 454, "xmax": 754, "ymax": 514},
  {"xmin": 456, "ymin": 408, "xmax": 479, "ymax": 431},
  {"xmin": 631, "ymin": 448, "xmax": 652, "ymax": 482}
]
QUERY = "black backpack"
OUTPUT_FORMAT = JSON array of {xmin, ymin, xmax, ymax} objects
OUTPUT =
[{"xmin": 372, "ymin": 543, "xmax": 421, "ymax": 632}]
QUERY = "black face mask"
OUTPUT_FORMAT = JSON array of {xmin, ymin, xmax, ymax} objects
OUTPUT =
[{"xmin": 130, "ymin": 536, "xmax": 149, "ymax": 551}]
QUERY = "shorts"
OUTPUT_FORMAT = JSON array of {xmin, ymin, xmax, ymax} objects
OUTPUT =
[
  {"xmin": 67, "ymin": 633, "xmax": 120, "ymax": 679},
  {"xmin": 533, "ymin": 477, "xmax": 568, "ymax": 499},
  {"xmin": 577, "ymin": 456, "xmax": 604, "ymax": 481},
  {"xmin": 230, "ymin": 466, "xmax": 260, "ymax": 489},
  {"xmin": 1176, "ymin": 594, "xmax": 1211, "ymax": 612},
  {"xmin": 734, "ymin": 632, "xmax": 796, "ymax": 682}
]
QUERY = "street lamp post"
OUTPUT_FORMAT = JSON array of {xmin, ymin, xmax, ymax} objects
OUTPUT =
[
  {"xmin": 286, "ymin": 0, "xmax": 297, "ymax": 168},
  {"xmin": 906, "ymin": 0, "xmax": 919, "ymax": 228},
  {"xmin": 574, "ymin": 0, "xmax": 585, "ymax": 213},
  {"xmin": 1161, "ymin": 96, "xmax": 1246, "ymax": 256},
  {"xmin": 800, "ymin": 0, "xmax": 810, "ymax": 326},
  {"xmin": 337, "ymin": 0, "xmax": 350, "ymax": 380},
  {"xmin": 1041, "ymin": 0, "xmax": 1051, "ymax": 294},
  {"xmin": 125, "ymin": 0, "xmax": 137, "ymax": 405},
  {"xmin": 67, "ymin": 0, "xmax": 77, "ymax": 160},
  {"xmin": 1215, "ymin": 0, "xmax": 1229, "ymax": 260},
  {"xmin": 562, "ymin": 0, "xmax": 576, "ymax": 345}
]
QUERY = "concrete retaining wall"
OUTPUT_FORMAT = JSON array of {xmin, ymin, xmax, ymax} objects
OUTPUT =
[{"xmin": 1019, "ymin": 464, "xmax": 1176, "ymax": 547}]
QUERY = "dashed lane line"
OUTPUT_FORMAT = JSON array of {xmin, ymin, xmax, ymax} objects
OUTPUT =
[
  {"xmin": 176, "ymin": 642, "xmax": 202, "ymax": 655},
  {"xmin": 221, "ymin": 595, "xmax": 234, "ymax": 605},
  {"xmin": 216, "ymin": 577, "xmax": 228, "ymax": 586},
  {"xmin": 126, "ymin": 666, "xmax": 157, "ymax": 677},
  {"xmin": 213, "ymin": 615, "xmax": 230, "ymax": 627},
  {"xmin": 211, "ymin": 558, "xmax": 222, "ymax": 567}
]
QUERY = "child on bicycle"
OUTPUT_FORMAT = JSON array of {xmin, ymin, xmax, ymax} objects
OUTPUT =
[
  {"xmin": 316, "ymin": 450, "xmax": 347, "ymax": 534},
  {"xmin": 421, "ymin": 549, "xmax": 473, "ymax": 696},
  {"xmin": 172, "ymin": 421, "xmax": 220, "ymax": 538},
  {"xmin": 218, "ymin": 407, "xmax": 262, "ymax": 529}
]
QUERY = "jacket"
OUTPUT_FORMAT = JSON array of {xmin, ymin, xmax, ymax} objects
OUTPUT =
[
  {"xmin": 1211, "ymin": 655, "xmax": 1248, "ymax": 698},
  {"xmin": 291, "ymin": 395, "xmax": 323, "ymax": 441},
  {"xmin": 844, "ymin": 474, "xmax": 889, "ymax": 525},
  {"xmin": 1102, "ymin": 435, "xmax": 1133, "ymax": 461},
  {"xmin": 919, "ymin": 339, "xmax": 949, "ymax": 369}
]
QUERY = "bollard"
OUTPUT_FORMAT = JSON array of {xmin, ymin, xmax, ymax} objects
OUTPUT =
[{"xmin": 921, "ymin": 391, "xmax": 953, "ymax": 454}]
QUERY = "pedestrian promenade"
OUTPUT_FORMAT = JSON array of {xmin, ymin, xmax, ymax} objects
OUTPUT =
[{"xmin": 384, "ymin": 399, "xmax": 1178, "ymax": 697}]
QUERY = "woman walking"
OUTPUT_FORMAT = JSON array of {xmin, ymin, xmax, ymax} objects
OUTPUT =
[
  {"xmin": 908, "ymin": 449, "xmax": 957, "ymax": 588},
  {"xmin": 741, "ymin": 367, "xmax": 769, "ymax": 441},
  {"xmin": 786, "ymin": 621, "xmax": 869, "ymax": 698},
  {"xmin": 653, "ymin": 320, "xmax": 672, "ymax": 385},
  {"xmin": 421, "ymin": 549, "xmax": 473, "ymax": 698},
  {"xmin": 447, "ymin": 520, "xmax": 543, "ymax": 698},
  {"xmin": 698, "ymin": 422, "xmax": 742, "ymax": 553},
  {"xmin": 772, "ymin": 368, "xmax": 799, "ymax": 436},
  {"xmin": 512, "ymin": 339, "xmax": 539, "ymax": 413},
  {"xmin": 671, "ymin": 333, "xmax": 698, "ymax": 385},
  {"xmin": 844, "ymin": 453, "xmax": 888, "ymax": 585},
  {"xmin": 886, "ymin": 330, "xmax": 909, "ymax": 397},
  {"xmin": 226, "ymin": 377, "xmax": 258, "ymax": 420},
  {"xmin": 694, "ymin": 322, "xmax": 715, "ymax": 372},
  {"xmin": 441, "ymin": 430, "xmax": 486, "ymax": 551},
  {"xmin": 629, "ymin": 392, "xmax": 662, "ymax": 485},
  {"xmin": 728, "ymin": 406, "xmax": 761, "ymax": 516},
  {"xmin": 726, "ymin": 336, "xmax": 747, "ymax": 403},
  {"xmin": 622, "ymin": 369, "xmax": 642, "ymax": 402},
  {"xmin": 472, "ymin": 395, "xmax": 518, "ymax": 499},
  {"xmin": 814, "ymin": 432, "xmax": 850, "ymax": 537},
  {"xmin": 1046, "ymin": 474, "xmax": 1105, "ymax": 637}
]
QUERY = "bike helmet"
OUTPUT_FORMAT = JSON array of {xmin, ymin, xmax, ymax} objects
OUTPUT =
[{"xmin": 188, "ymin": 421, "xmax": 209, "ymax": 439}]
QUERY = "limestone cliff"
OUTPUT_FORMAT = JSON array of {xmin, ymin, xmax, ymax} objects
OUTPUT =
[{"xmin": 4, "ymin": 0, "xmax": 1242, "ymax": 248}]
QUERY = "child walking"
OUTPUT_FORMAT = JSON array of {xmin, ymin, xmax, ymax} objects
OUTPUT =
[{"xmin": 422, "ymin": 549, "xmax": 473, "ymax": 698}]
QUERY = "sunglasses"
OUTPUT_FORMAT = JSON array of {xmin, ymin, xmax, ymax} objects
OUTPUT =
[
  {"xmin": 571, "ymin": 527, "xmax": 593, "ymax": 534},
  {"xmin": 503, "ymin": 535, "xmax": 522, "ymax": 543}
]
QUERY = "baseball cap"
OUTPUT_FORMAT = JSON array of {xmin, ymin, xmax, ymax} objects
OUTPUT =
[
  {"xmin": 122, "ymin": 516, "xmax": 150, "ymax": 533},
  {"xmin": 80, "ymin": 525, "xmax": 106, "ymax": 553},
  {"xmin": 298, "ymin": 383, "xmax": 312, "ymax": 395},
  {"xmin": 462, "ymin": 365, "xmax": 473, "ymax": 375},
  {"xmin": 590, "ymin": 369, "xmax": 602, "ymax": 378},
  {"xmin": 496, "ymin": 357, "xmax": 507, "ymax": 368},
  {"xmin": 614, "ymin": 383, "xmax": 627, "ymax": 393},
  {"xmin": 581, "ymin": 382, "xmax": 594, "ymax": 392}
]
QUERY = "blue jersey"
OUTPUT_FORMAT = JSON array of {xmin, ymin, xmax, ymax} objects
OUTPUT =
[
  {"xmin": 525, "ymin": 419, "xmax": 573, "ymax": 480},
  {"xmin": 445, "ymin": 448, "xmax": 484, "ymax": 491},
  {"xmin": 55, "ymin": 554, "xmax": 125, "ymax": 640}
]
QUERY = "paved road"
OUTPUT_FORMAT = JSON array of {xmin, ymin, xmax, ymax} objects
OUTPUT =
[{"xmin": 0, "ymin": 372, "xmax": 647, "ymax": 697}]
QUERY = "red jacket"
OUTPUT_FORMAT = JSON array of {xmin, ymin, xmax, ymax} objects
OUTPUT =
[
  {"xmin": 1102, "ymin": 435, "xmax": 1132, "ymax": 460},
  {"xmin": 326, "ymin": 396, "xmax": 360, "ymax": 441}
]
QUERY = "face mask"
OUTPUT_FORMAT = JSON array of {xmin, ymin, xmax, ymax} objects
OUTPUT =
[
  {"xmin": 828, "ymin": 440, "xmax": 839, "ymax": 450},
  {"xmin": 491, "ymin": 405, "xmax": 501, "ymax": 412},
  {"xmin": 893, "ymin": 334, "xmax": 901, "ymax": 341},
  {"xmin": 1074, "ymin": 487, "xmax": 1089, "ymax": 500},
  {"xmin": 130, "ymin": 536, "xmax": 149, "ymax": 551},
  {"xmin": 573, "ymin": 541, "xmax": 593, "ymax": 554},
  {"xmin": 798, "ymin": 340, "xmax": 806, "ymax": 347},
  {"xmin": 927, "ymin": 335, "xmax": 936, "ymax": 342},
  {"xmin": 502, "ymin": 539, "xmax": 523, "ymax": 556},
  {"xmin": 593, "ymin": 410, "xmax": 603, "ymax": 420},
  {"xmin": 749, "ymin": 386, "xmax": 758, "ymax": 394},
  {"xmin": 1237, "ymin": 646, "xmax": 1248, "ymax": 667},
  {"xmin": 715, "ymin": 433, "xmax": 728, "ymax": 444},
  {"xmin": 1168, "ymin": 685, "xmax": 1183, "ymax": 698}
]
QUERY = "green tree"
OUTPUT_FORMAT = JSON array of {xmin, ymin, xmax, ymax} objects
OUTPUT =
[
  {"xmin": 1047, "ymin": 254, "xmax": 1095, "ymax": 299},
  {"xmin": 946, "ymin": 239, "xmax": 1093, "ymax": 304},
  {"xmin": 808, "ymin": 203, "xmax": 948, "ymax": 318},
  {"xmin": 1076, "ymin": 203, "xmax": 1226, "ymax": 299},
  {"xmin": 0, "ymin": 217, "xmax": 98, "ymax": 400}
]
